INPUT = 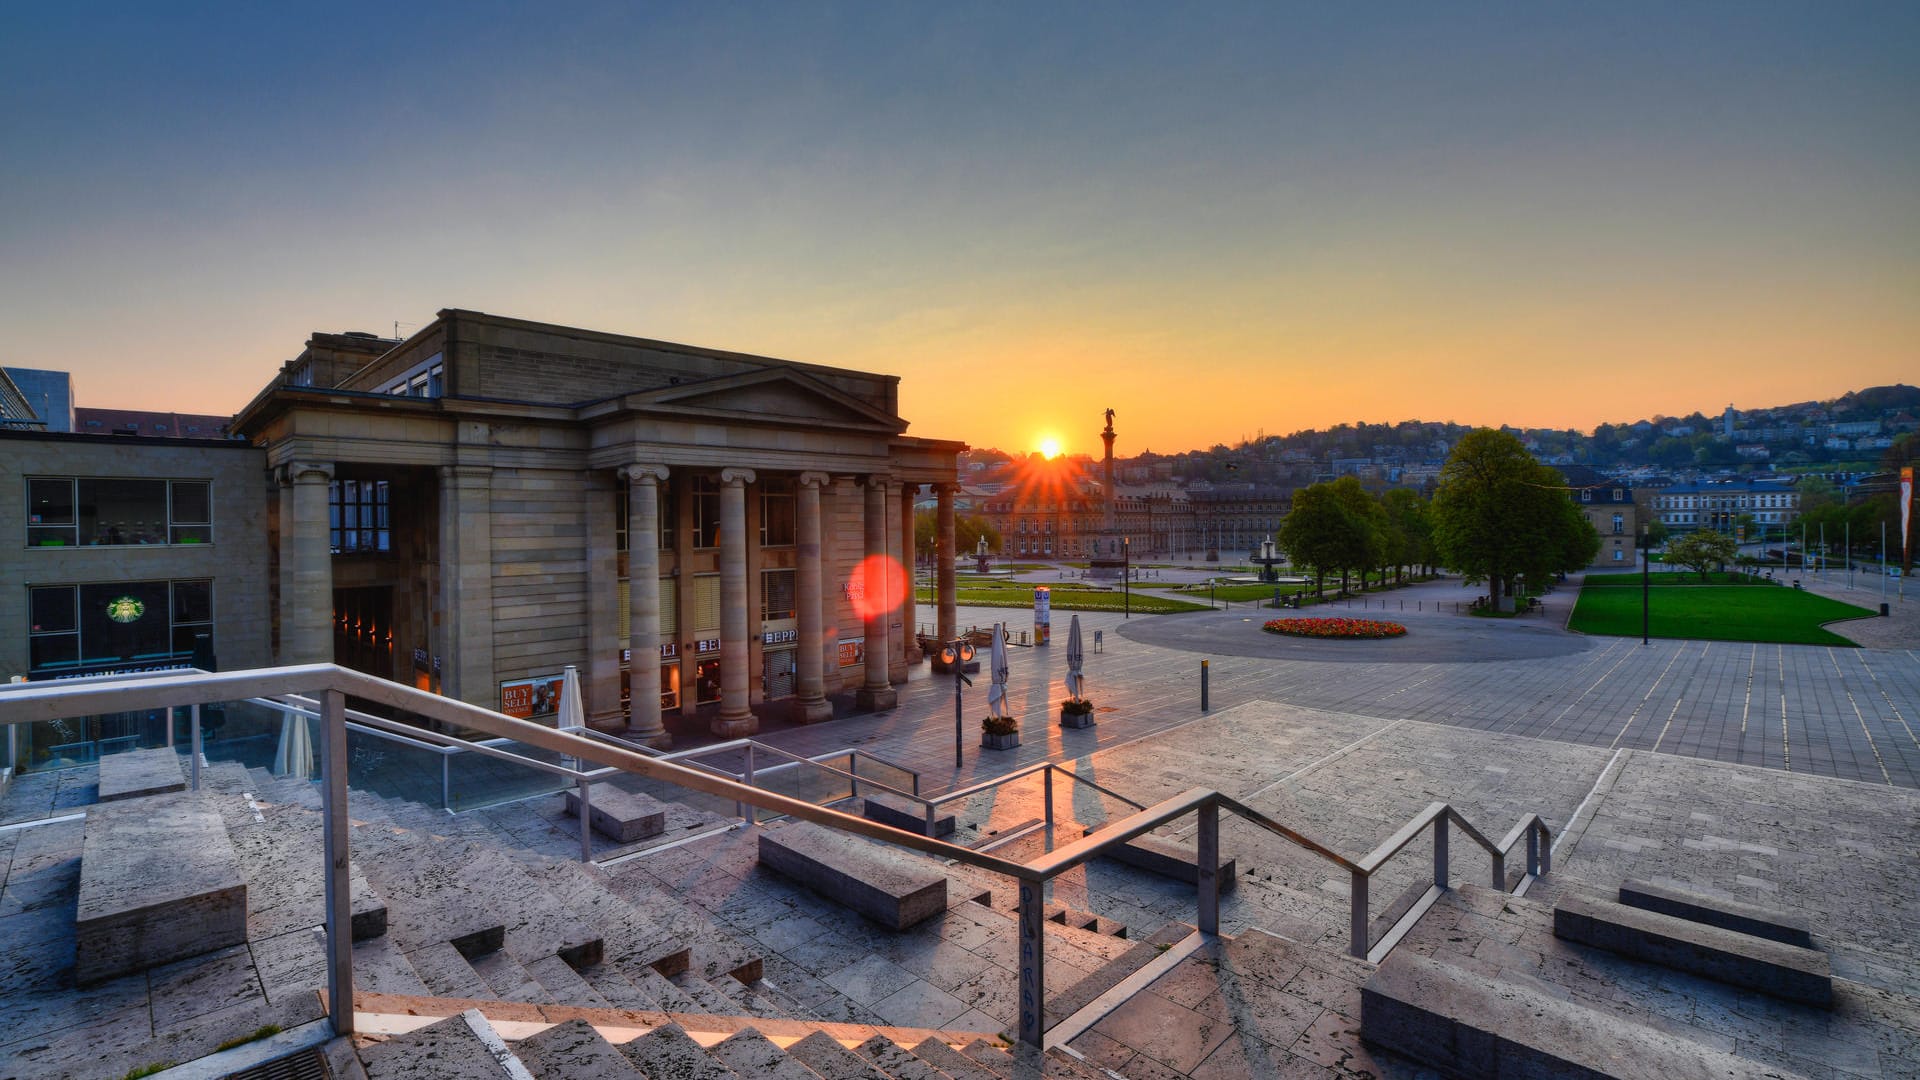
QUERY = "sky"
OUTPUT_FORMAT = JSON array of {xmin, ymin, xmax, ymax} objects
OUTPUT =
[{"xmin": 2, "ymin": 3, "xmax": 1915, "ymax": 457}]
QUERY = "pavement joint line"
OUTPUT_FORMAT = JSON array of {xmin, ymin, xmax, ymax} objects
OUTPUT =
[
  {"xmin": 1553, "ymin": 747, "xmax": 1630, "ymax": 864},
  {"xmin": 1830, "ymin": 646, "xmax": 1895, "ymax": 786},
  {"xmin": 1167, "ymin": 715, "xmax": 1408, "ymax": 842},
  {"xmin": 1609, "ymin": 640, "xmax": 1693, "ymax": 751},
  {"xmin": 1045, "ymin": 928, "xmax": 1209, "ymax": 1051},
  {"xmin": 593, "ymin": 821, "xmax": 744, "ymax": 868},
  {"xmin": 0, "ymin": 811, "xmax": 85, "ymax": 833}
]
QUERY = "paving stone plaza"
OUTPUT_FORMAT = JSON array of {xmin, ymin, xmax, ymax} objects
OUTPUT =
[{"xmin": 1, "ymin": 569, "xmax": 1916, "ymax": 1077}]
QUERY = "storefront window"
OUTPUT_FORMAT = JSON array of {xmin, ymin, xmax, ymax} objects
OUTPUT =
[
  {"xmin": 760, "ymin": 478, "xmax": 795, "ymax": 546},
  {"xmin": 26, "ymin": 579, "xmax": 211, "ymax": 678},
  {"xmin": 24, "ymin": 477, "xmax": 215, "ymax": 547}
]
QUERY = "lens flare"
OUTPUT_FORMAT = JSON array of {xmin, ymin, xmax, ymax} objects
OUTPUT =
[{"xmin": 846, "ymin": 554, "xmax": 908, "ymax": 621}]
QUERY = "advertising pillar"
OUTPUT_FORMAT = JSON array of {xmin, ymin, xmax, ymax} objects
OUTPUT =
[{"xmin": 1034, "ymin": 586, "xmax": 1051, "ymax": 646}]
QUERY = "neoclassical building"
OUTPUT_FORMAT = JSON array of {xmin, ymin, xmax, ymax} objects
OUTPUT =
[{"xmin": 232, "ymin": 310, "xmax": 966, "ymax": 744}]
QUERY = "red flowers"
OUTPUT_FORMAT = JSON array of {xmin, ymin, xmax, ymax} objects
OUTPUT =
[{"xmin": 1262, "ymin": 617, "xmax": 1407, "ymax": 639}]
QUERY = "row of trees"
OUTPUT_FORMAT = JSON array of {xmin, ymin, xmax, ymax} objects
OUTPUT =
[{"xmin": 1277, "ymin": 430, "xmax": 1604, "ymax": 609}]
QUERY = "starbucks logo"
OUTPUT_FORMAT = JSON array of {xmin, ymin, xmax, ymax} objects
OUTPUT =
[{"xmin": 106, "ymin": 596, "xmax": 145, "ymax": 623}]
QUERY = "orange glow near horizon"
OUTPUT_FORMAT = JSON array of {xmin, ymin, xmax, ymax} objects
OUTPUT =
[{"xmin": 1037, "ymin": 435, "xmax": 1063, "ymax": 459}]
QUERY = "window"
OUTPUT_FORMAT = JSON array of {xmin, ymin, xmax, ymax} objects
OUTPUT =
[
  {"xmin": 1613, "ymin": 549, "xmax": 1625, "ymax": 561},
  {"xmin": 379, "ymin": 353, "xmax": 445, "ymax": 398},
  {"xmin": 26, "ymin": 579, "xmax": 212, "ymax": 676},
  {"xmin": 25, "ymin": 477, "xmax": 215, "ymax": 547},
  {"xmin": 329, "ymin": 480, "xmax": 390, "ymax": 553},
  {"xmin": 1612, "ymin": 514, "xmax": 1624, "ymax": 535},
  {"xmin": 760, "ymin": 479, "xmax": 795, "ymax": 546},
  {"xmin": 762, "ymin": 568, "xmax": 796, "ymax": 621},
  {"xmin": 1581, "ymin": 490, "xmax": 1591, "ymax": 503},
  {"xmin": 692, "ymin": 476, "xmax": 720, "ymax": 548}
]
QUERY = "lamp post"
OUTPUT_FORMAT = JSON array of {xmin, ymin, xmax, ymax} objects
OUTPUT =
[
  {"xmin": 1641, "ymin": 523, "xmax": 1650, "ymax": 646},
  {"xmin": 1123, "ymin": 536, "xmax": 1131, "ymax": 618},
  {"xmin": 938, "ymin": 638, "xmax": 976, "ymax": 769}
]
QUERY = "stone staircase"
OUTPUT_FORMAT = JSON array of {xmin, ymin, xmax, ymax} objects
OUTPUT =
[{"xmin": 350, "ymin": 1009, "xmax": 1114, "ymax": 1080}]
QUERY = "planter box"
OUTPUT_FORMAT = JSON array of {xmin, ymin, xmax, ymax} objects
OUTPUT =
[
  {"xmin": 1059, "ymin": 706, "xmax": 1095, "ymax": 729},
  {"xmin": 980, "ymin": 730, "xmax": 1020, "ymax": 750}
]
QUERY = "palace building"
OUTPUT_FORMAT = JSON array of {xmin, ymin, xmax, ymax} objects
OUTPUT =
[{"xmin": 231, "ymin": 309, "xmax": 966, "ymax": 745}]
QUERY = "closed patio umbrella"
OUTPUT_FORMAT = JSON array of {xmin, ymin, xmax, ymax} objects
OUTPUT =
[
  {"xmin": 986, "ymin": 623, "xmax": 1011, "ymax": 720},
  {"xmin": 1065, "ymin": 614, "xmax": 1086, "ymax": 701},
  {"xmin": 272, "ymin": 707, "xmax": 313, "ymax": 778}
]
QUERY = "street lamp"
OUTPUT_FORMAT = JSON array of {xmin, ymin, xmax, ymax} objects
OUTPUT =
[
  {"xmin": 1123, "ymin": 536, "xmax": 1131, "ymax": 618},
  {"xmin": 937, "ymin": 638, "xmax": 976, "ymax": 769},
  {"xmin": 1641, "ymin": 523, "xmax": 1650, "ymax": 646}
]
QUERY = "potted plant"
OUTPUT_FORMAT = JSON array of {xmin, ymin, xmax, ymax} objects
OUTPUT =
[
  {"xmin": 1058, "ymin": 697, "xmax": 1095, "ymax": 729},
  {"xmin": 981, "ymin": 714, "xmax": 1019, "ymax": 750}
]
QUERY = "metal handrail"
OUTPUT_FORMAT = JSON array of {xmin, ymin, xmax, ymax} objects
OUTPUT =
[{"xmin": 0, "ymin": 664, "xmax": 1551, "ymax": 1052}]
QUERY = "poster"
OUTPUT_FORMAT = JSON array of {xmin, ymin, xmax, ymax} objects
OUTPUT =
[
  {"xmin": 499, "ymin": 673, "xmax": 565, "ymax": 719},
  {"xmin": 838, "ymin": 637, "xmax": 864, "ymax": 667}
]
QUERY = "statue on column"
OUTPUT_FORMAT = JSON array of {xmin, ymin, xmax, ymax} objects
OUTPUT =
[{"xmin": 1104, "ymin": 408, "xmax": 1115, "ymax": 434}]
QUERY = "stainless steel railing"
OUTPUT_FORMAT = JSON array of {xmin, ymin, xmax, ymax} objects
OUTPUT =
[{"xmin": 0, "ymin": 664, "xmax": 1551, "ymax": 1050}]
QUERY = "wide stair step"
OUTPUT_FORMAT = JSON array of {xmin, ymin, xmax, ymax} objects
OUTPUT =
[
  {"xmin": 708, "ymin": 1027, "xmax": 826, "ymax": 1080},
  {"xmin": 1044, "ymin": 920, "xmax": 1193, "ymax": 1027},
  {"xmin": 617, "ymin": 1021, "xmax": 741, "ymax": 1079},
  {"xmin": 909, "ymin": 1037, "xmax": 1003, "ymax": 1080},
  {"xmin": 359, "ymin": 1009, "xmax": 523, "ymax": 1079},
  {"xmin": 1362, "ymin": 949, "xmax": 1806, "ymax": 1079},
  {"xmin": 786, "ymin": 1029, "xmax": 894, "ymax": 1079},
  {"xmin": 1554, "ymin": 892, "xmax": 1832, "ymax": 1006},
  {"xmin": 96, "ymin": 746, "xmax": 185, "ymax": 802},
  {"xmin": 758, "ymin": 821, "xmax": 950, "ymax": 932},
  {"xmin": 962, "ymin": 1039, "xmax": 1109, "ymax": 1078},
  {"xmin": 514, "ymin": 1017, "xmax": 644, "ymax": 1080},
  {"xmin": 856, "ymin": 1034, "xmax": 955, "ymax": 1080}
]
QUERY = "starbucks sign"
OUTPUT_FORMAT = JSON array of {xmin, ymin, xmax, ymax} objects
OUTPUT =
[{"xmin": 106, "ymin": 595, "xmax": 146, "ymax": 623}]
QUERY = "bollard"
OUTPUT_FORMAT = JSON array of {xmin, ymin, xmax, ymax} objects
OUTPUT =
[{"xmin": 1201, "ymin": 659, "xmax": 1210, "ymax": 711}]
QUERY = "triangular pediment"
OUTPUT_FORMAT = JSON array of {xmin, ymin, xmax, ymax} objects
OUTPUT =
[{"xmin": 620, "ymin": 368, "xmax": 904, "ymax": 432}]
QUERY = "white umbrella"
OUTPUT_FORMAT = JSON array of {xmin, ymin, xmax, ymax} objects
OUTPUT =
[
  {"xmin": 558, "ymin": 665, "xmax": 585, "ymax": 731},
  {"xmin": 272, "ymin": 708, "xmax": 313, "ymax": 778},
  {"xmin": 1065, "ymin": 614, "xmax": 1085, "ymax": 701},
  {"xmin": 986, "ymin": 622, "xmax": 1011, "ymax": 719}
]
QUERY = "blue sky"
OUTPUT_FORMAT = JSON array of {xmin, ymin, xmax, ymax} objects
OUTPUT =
[{"xmin": 3, "ymin": 3, "xmax": 1915, "ymax": 453}]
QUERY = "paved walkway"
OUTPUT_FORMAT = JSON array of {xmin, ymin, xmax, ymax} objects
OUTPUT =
[{"xmin": 725, "ymin": 575, "xmax": 1919, "ymax": 795}]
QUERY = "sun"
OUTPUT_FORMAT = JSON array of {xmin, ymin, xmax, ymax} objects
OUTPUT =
[{"xmin": 1037, "ymin": 436, "xmax": 1063, "ymax": 459}]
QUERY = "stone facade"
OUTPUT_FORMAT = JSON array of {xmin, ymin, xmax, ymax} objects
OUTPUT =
[
  {"xmin": 232, "ymin": 309, "xmax": 964, "ymax": 742},
  {"xmin": 1, "ymin": 429, "xmax": 273, "ymax": 683}
]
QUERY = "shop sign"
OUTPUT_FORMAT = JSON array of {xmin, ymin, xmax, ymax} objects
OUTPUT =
[
  {"xmin": 499, "ymin": 673, "xmax": 565, "ymax": 719},
  {"xmin": 837, "ymin": 637, "xmax": 864, "ymax": 667},
  {"xmin": 620, "ymin": 643, "xmax": 679, "ymax": 665},
  {"xmin": 694, "ymin": 638, "xmax": 721, "ymax": 654},
  {"xmin": 762, "ymin": 628, "xmax": 797, "ymax": 646}
]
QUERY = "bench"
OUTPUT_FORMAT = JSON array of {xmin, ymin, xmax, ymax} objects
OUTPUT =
[
  {"xmin": 1363, "ymin": 951, "xmax": 1803, "ymax": 1079},
  {"xmin": 758, "ymin": 821, "xmax": 948, "ymax": 930},
  {"xmin": 1554, "ymin": 893, "xmax": 1830, "ymax": 1006},
  {"xmin": 1618, "ymin": 878, "xmax": 1813, "ymax": 948},
  {"xmin": 77, "ymin": 793, "xmax": 247, "ymax": 984},
  {"xmin": 1083, "ymin": 828, "xmax": 1236, "ymax": 894},
  {"xmin": 97, "ymin": 746, "xmax": 185, "ymax": 802},
  {"xmin": 862, "ymin": 793, "xmax": 955, "ymax": 838},
  {"xmin": 562, "ymin": 784, "xmax": 667, "ymax": 843}
]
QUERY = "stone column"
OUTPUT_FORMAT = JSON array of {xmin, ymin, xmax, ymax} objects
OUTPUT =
[
  {"xmin": 900, "ymin": 481, "xmax": 922, "ymax": 664},
  {"xmin": 438, "ymin": 464, "xmax": 495, "ymax": 707},
  {"xmin": 278, "ymin": 461, "xmax": 335, "ymax": 665},
  {"xmin": 936, "ymin": 483, "xmax": 958, "ymax": 643},
  {"xmin": 622, "ymin": 464, "xmax": 671, "ymax": 747},
  {"xmin": 715, "ymin": 467, "xmax": 757, "ymax": 737},
  {"xmin": 795, "ymin": 472, "xmax": 834, "ymax": 722},
  {"xmin": 856, "ymin": 475, "xmax": 898, "ymax": 712}
]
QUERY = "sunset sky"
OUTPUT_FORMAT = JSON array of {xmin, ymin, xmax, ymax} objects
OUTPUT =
[{"xmin": 2, "ymin": 4, "xmax": 1915, "ymax": 457}]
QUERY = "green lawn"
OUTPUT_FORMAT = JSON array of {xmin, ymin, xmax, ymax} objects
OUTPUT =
[
  {"xmin": 1569, "ymin": 582, "xmax": 1874, "ymax": 646},
  {"xmin": 1583, "ymin": 571, "xmax": 1772, "ymax": 588},
  {"xmin": 915, "ymin": 581, "xmax": 1209, "ymax": 614}
]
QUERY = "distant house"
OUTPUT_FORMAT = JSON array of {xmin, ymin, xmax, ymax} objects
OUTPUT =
[
  {"xmin": 1563, "ymin": 467, "xmax": 1637, "ymax": 568},
  {"xmin": 1652, "ymin": 479, "xmax": 1799, "ymax": 537}
]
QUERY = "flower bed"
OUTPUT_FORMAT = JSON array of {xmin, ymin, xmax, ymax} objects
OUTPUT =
[{"xmin": 1262, "ymin": 617, "xmax": 1407, "ymax": 639}]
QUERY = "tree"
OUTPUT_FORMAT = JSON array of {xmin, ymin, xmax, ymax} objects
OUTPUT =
[
  {"xmin": 1277, "ymin": 477, "xmax": 1385, "ymax": 598},
  {"xmin": 912, "ymin": 510, "xmax": 1002, "ymax": 562},
  {"xmin": 1431, "ymin": 429, "xmax": 1600, "ymax": 611},
  {"xmin": 1380, "ymin": 489, "xmax": 1434, "ymax": 582},
  {"xmin": 1666, "ymin": 529, "xmax": 1739, "ymax": 582}
]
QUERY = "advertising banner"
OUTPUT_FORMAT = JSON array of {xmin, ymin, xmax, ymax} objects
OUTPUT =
[
  {"xmin": 1902, "ymin": 466, "xmax": 1913, "ymax": 567},
  {"xmin": 499, "ymin": 673, "xmax": 565, "ymax": 719},
  {"xmin": 1033, "ymin": 585, "xmax": 1051, "ymax": 646}
]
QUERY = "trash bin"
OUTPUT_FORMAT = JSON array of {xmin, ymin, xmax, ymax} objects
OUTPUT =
[{"xmin": 1883, "ymin": 603, "xmax": 1892, "ymax": 617}]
